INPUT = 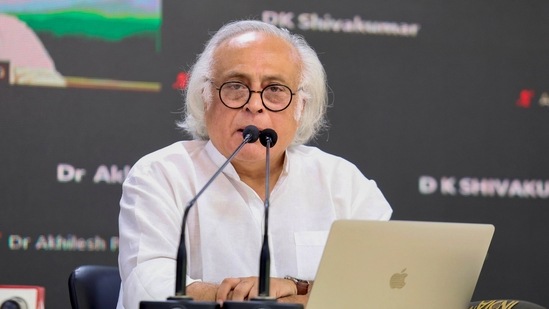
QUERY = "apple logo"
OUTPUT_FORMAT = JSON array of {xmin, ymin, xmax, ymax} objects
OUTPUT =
[{"xmin": 389, "ymin": 268, "xmax": 408, "ymax": 289}]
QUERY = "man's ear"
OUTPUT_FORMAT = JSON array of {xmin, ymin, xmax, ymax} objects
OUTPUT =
[
  {"xmin": 296, "ymin": 97, "xmax": 306, "ymax": 121},
  {"xmin": 201, "ymin": 83, "xmax": 214, "ymax": 111}
]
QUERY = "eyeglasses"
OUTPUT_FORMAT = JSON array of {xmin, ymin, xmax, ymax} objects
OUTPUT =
[{"xmin": 215, "ymin": 81, "xmax": 296, "ymax": 112}]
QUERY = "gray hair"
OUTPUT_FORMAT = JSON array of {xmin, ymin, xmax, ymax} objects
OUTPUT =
[{"xmin": 178, "ymin": 20, "xmax": 328, "ymax": 145}]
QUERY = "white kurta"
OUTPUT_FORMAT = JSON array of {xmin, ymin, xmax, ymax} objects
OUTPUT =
[{"xmin": 117, "ymin": 140, "xmax": 392, "ymax": 309}]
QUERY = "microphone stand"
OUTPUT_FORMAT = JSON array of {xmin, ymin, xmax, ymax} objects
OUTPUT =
[
  {"xmin": 224, "ymin": 129, "xmax": 302, "ymax": 309},
  {"xmin": 257, "ymin": 133, "xmax": 272, "ymax": 298},
  {"xmin": 140, "ymin": 126, "xmax": 259, "ymax": 309}
]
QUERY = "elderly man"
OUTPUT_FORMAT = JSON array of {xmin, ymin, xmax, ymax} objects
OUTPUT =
[{"xmin": 117, "ymin": 20, "xmax": 392, "ymax": 309}]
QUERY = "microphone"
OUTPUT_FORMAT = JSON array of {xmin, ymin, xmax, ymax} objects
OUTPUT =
[
  {"xmin": 255, "ymin": 129, "xmax": 277, "ymax": 298},
  {"xmin": 140, "ymin": 125, "xmax": 260, "ymax": 309},
  {"xmin": 224, "ymin": 129, "xmax": 302, "ymax": 309},
  {"xmin": 259, "ymin": 129, "xmax": 278, "ymax": 148}
]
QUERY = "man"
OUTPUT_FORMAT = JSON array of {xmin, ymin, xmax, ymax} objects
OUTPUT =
[{"xmin": 117, "ymin": 20, "xmax": 392, "ymax": 309}]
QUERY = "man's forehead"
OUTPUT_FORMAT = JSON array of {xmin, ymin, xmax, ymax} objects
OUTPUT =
[
  {"xmin": 227, "ymin": 31, "xmax": 261, "ymax": 46},
  {"xmin": 212, "ymin": 31, "xmax": 301, "ymax": 84}
]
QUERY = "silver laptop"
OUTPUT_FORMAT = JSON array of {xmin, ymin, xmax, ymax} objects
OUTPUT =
[{"xmin": 306, "ymin": 220, "xmax": 495, "ymax": 309}]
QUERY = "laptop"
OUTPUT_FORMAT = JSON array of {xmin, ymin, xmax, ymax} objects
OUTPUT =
[{"xmin": 306, "ymin": 220, "xmax": 495, "ymax": 309}]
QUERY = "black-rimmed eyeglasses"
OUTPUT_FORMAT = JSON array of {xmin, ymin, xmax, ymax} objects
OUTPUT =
[{"xmin": 214, "ymin": 81, "xmax": 296, "ymax": 112}]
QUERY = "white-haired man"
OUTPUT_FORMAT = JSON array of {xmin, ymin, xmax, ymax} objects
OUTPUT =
[{"xmin": 117, "ymin": 20, "xmax": 392, "ymax": 309}]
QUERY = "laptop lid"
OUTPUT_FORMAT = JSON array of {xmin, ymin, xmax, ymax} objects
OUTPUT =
[{"xmin": 306, "ymin": 220, "xmax": 495, "ymax": 309}]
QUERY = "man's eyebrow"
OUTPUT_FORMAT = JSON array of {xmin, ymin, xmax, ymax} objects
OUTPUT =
[
  {"xmin": 220, "ymin": 72, "xmax": 248, "ymax": 80},
  {"xmin": 221, "ymin": 71, "xmax": 290, "ymax": 84}
]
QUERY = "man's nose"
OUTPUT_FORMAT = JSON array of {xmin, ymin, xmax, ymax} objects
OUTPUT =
[{"xmin": 245, "ymin": 90, "xmax": 264, "ymax": 113}]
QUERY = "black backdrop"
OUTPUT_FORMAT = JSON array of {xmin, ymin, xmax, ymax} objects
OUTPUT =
[{"xmin": 1, "ymin": 0, "xmax": 548, "ymax": 308}]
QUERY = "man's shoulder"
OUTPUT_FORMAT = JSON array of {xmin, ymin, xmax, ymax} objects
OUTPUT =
[
  {"xmin": 133, "ymin": 140, "xmax": 207, "ymax": 168},
  {"xmin": 288, "ymin": 145, "xmax": 359, "ymax": 171},
  {"xmin": 289, "ymin": 144, "xmax": 347, "ymax": 162}
]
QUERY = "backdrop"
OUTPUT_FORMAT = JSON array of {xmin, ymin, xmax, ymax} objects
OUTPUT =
[{"xmin": 1, "ymin": 0, "xmax": 548, "ymax": 308}]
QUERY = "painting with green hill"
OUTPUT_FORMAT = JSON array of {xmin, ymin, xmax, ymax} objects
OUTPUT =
[{"xmin": 0, "ymin": 0, "xmax": 162, "ymax": 85}]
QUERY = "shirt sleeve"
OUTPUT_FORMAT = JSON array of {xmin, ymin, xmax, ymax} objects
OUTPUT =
[
  {"xmin": 351, "ymin": 176, "xmax": 393, "ymax": 220},
  {"xmin": 335, "ymin": 160, "xmax": 393, "ymax": 221},
  {"xmin": 117, "ymin": 157, "xmax": 198, "ymax": 309}
]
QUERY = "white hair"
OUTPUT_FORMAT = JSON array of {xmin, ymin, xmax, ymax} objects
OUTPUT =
[{"xmin": 178, "ymin": 20, "xmax": 328, "ymax": 145}]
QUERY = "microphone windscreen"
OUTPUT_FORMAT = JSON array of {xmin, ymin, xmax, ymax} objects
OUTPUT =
[
  {"xmin": 242, "ymin": 125, "xmax": 260, "ymax": 143},
  {"xmin": 260, "ymin": 129, "xmax": 278, "ymax": 147}
]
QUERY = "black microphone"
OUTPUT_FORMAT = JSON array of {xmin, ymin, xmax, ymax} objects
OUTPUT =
[
  {"xmin": 224, "ymin": 129, "xmax": 302, "ymax": 309},
  {"xmin": 140, "ymin": 125, "xmax": 260, "ymax": 309},
  {"xmin": 259, "ymin": 129, "xmax": 278, "ymax": 148},
  {"xmin": 255, "ymin": 129, "xmax": 277, "ymax": 298}
]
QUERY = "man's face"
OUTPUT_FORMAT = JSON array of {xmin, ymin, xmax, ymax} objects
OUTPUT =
[{"xmin": 205, "ymin": 31, "xmax": 302, "ymax": 164}]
